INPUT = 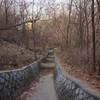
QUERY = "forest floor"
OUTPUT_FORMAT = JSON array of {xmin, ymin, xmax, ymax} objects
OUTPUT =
[
  {"xmin": 56, "ymin": 50, "xmax": 100, "ymax": 93},
  {"xmin": 0, "ymin": 41, "xmax": 42, "ymax": 70}
]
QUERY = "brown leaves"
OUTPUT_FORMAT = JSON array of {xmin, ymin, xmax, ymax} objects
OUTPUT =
[{"xmin": 57, "ymin": 53, "xmax": 100, "ymax": 93}]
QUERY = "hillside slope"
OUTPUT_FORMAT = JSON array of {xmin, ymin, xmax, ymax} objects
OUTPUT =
[{"xmin": 0, "ymin": 41, "xmax": 35, "ymax": 70}]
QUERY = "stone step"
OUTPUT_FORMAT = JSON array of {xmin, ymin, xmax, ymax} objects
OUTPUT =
[
  {"xmin": 41, "ymin": 63, "xmax": 55, "ymax": 69},
  {"xmin": 45, "ymin": 58, "xmax": 54, "ymax": 62},
  {"xmin": 47, "ymin": 55, "xmax": 55, "ymax": 58}
]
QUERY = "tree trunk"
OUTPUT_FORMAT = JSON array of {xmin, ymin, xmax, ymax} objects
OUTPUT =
[
  {"xmin": 91, "ymin": 0, "xmax": 96, "ymax": 72},
  {"xmin": 66, "ymin": 0, "xmax": 73, "ymax": 47}
]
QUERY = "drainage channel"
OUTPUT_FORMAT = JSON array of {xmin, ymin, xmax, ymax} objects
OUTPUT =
[{"xmin": 17, "ymin": 69, "xmax": 58, "ymax": 100}]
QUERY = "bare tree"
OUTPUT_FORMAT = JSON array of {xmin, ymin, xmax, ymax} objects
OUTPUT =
[
  {"xmin": 91, "ymin": 0, "xmax": 96, "ymax": 72},
  {"xmin": 66, "ymin": 0, "xmax": 73, "ymax": 47},
  {"xmin": 3, "ymin": 0, "xmax": 14, "ymax": 25}
]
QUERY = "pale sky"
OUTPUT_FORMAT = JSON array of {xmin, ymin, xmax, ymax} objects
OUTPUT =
[
  {"xmin": 26, "ymin": 0, "xmax": 68, "ymax": 4},
  {"xmin": 25, "ymin": 0, "xmax": 69, "ymax": 19}
]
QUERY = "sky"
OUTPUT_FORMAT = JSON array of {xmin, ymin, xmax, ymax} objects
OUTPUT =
[
  {"xmin": 25, "ymin": 0, "xmax": 69, "ymax": 29},
  {"xmin": 26, "ymin": 0, "xmax": 69, "ymax": 11},
  {"xmin": 26, "ymin": 0, "xmax": 68, "ymax": 4},
  {"xmin": 25, "ymin": 0, "xmax": 69, "ymax": 20}
]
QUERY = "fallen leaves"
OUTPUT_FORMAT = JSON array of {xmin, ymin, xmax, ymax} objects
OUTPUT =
[{"xmin": 57, "ymin": 53, "xmax": 100, "ymax": 93}]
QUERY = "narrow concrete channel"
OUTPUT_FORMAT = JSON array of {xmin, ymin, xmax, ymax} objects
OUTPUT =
[
  {"xmin": 17, "ymin": 51, "xmax": 58, "ymax": 100},
  {"xmin": 18, "ymin": 69, "xmax": 58, "ymax": 100}
]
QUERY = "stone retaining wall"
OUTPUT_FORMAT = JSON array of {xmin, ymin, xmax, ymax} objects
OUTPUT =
[
  {"xmin": 0, "ymin": 56, "xmax": 46, "ymax": 100},
  {"xmin": 54, "ymin": 58, "xmax": 100, "ymax": 100}
]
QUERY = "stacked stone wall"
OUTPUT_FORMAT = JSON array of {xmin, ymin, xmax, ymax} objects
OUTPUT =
[
  {"xmin": 54, "ymin": 58, "xmax": 100, "ymax": 100},
  {"xmin": 0, "ymin": 56, "xmax": 46, "ymax": 100}
]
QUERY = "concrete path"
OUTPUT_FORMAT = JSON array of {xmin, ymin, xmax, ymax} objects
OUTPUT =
[{"xmin": 18, "ymin": 55, "xmax": 58, "ymax": 100}]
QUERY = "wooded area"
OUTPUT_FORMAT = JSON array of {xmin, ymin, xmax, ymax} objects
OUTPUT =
[{"xmin": 0, "ymin": 0, "xmax": 100, "ymax": 82}]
